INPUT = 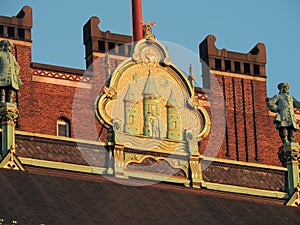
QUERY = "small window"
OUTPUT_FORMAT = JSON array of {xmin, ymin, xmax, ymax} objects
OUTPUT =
[
  {"xmin": 234, "ymin": 61, "xmax": 241, "ymax": 73},
  {"xmin": 215, "ymin": 58, "xmax": 222, "ymax": 70},
  {"xmin": 244, "ymin": 63, "xmax": 250, "ymax": 74},
  {"xmin": 253, "ymin": 64, "xmax": 260, "ymax": 75},
  {"xmin": 118, "ymin": 44, "xmax": 125, "ymax": 56},
  {"xmin": 18, "ymin": 28, "xmax": 25, "ymax": 39},
  {"xmin": 57, "ymin": 118, "xmax": 70, "ymax": 137},
  {"xmin": 98, "ymin": 40, "xmax": 105, "ymax": 53},
  {"xmin": 7, "ymin": 26, "xmax": 14, "ymax": 37},
  {"xmin": 225, "ymin": 60, "xmax": 231, "ymax": 71},
  {"xmin": 0, "ymin": 26, "xmax": 4, "ymax": 36},
  {"xmin": 127, "ymin": 44, "xmax": 132, "ymax": 56},
  {"xmin": 108, "ymin": 42, "xmax": 115, "ymax": 54}
]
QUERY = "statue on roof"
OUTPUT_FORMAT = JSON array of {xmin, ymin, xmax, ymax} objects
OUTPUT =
[
  {"xmin": 0, "ymin": 40, "xmax": 23, "ymax": 104},
  {"xmin": 142, "ymin": 20, "xmax": 156, "ymax": 40},
  {"xmin": 267, "ymin": 82, "xmax": 300, "ymax": 145}
]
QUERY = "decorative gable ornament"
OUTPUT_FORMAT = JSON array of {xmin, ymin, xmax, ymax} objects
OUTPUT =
[
  {"xmin": 0, "ymin": 146, "xmax": 25, "ymax": 171},
  {"xmin": 95, "ymin": 37, "xmax": 210, "ymax": 156},
  {"xmin": 94, "ymin": 36, "xmax": 211, "ymax": 187}
]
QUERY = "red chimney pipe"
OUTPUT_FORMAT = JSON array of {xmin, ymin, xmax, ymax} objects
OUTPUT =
[{"xmin": 131, "ymin": 0, "xmax": 143, "ymax": 41}]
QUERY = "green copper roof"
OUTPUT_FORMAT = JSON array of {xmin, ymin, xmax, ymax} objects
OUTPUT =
[
  {"xmin": 166, "ymin": 89, "xmax": 178, "ymax": 107},
  {"xmin": 142, "ymin": 70, "xmax": 158, "ymax": 96},
  {"xmin": 124, "ymin": 84, "xmax": 136, "ymax": 101}
]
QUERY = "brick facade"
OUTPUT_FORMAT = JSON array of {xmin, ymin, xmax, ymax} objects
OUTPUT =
[
  {"xmin": 1, "ymin": 6, "xmax": 297, "ymax": 166},
  {"xmin": 200, "ymin": 35, "xmax": 300, "ymax": 166}
]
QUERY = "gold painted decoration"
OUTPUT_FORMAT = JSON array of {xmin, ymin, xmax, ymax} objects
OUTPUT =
[
  {"xmin": 95, "ymin": 37, "xmax": 210, "ymax": 156},
  {"xmin": 141, "ymin": 20, "xmax": 157, "ymax": 41}
]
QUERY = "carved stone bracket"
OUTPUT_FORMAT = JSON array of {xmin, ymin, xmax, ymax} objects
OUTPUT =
[
  {"xmin": 278, "ymin": 143, "xmax": 300, "ymax": 166},
  {"xmin": 189, "ymin": 155, "xmax": 202, "ymax": 188},
  {"xmin": 0, "ymin": 103, "xmax": 19, "ymax": 126},
  {"xmin": 114, "ymin": 145, "xmax": 126, "ymax": 178},
  {"xmin": 0, "ymin": 103, "xmax": 18, "ymax": 158},
  {"xmin": 278, "ymin": 143, "xmax": 300, "ymax": 206}
]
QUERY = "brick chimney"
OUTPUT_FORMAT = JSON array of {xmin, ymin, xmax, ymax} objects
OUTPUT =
[{"xmin": 199, "ymin": 34, "xmax": 270, "ymax": 163}]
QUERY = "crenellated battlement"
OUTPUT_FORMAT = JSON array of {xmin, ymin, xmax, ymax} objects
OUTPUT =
[
  {"xmin": 198, "ymin": 34, "xmax": 279, "ymax": 165},
  {"xmin": 83, "ymin": 16, "xmax": 132, "ymax": 68},
  {"xmin": 0, "ymin": 6, "xmax": 32, "ymax": 42},
  {"xmin": 200, "ymin": 34, "xmax": 266, "ymax": 77}
]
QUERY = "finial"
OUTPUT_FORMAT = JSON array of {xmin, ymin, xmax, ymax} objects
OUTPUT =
[
  {"xmin": 141, "ymin": 20, "xmax": 156, "ymax": 40},
  {"xmin": 9, "ymin": 145, "xmax": 15, "ymax": 163},
  {"xmin": 10, "ymin": 145, "xmax": 15, "ymax": 154},
  {"xmin": 189, "ymin": 64, "xmax": 193, "ymax": 76},
  {"xmin": 104, "ymin": 53, "xmax": 111, "ymax": 80},
  {"xmin": 188, "ymin": 64, "xmax": 195, "ymax": 91}
]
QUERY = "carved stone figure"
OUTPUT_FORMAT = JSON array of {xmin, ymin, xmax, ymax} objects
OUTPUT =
[
  {"xmin": 141, "ymin": 20, "xmax": 156, "ymax": 40},
  {"xmin": 267, "ymin": 83, "xmax": 300, "ymax": 145},
  {"xmin": 150, "ymin": 117, "xmax": 160, "ymax": 138},
  {"xmin": 112, "ymin": 119, "xmax": 122, "ymax": 131},
  {"xmin": 0, "ymin": 40, "xmax": 23, "ymax": 104}
]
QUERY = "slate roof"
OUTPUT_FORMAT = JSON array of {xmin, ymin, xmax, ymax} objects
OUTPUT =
[
  {"xmin": 10, "ymin": 133, "xmax": 286, "ymax": 192},
  {"xmin": 0, "ymin": 167, "xmax": 299, "ymax": 225},
  {"xmin": 15, "ymin": 134, "xmax": 107, "ymax": 167},
  {"xmin": 202, "ymin": 160, "xmax": 286, "ymax": 191}
]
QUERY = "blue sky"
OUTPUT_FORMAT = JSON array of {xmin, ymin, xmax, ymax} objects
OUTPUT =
[{"xmin": 1, "ymin": 0, "xmax": 300, "ymax": 97}]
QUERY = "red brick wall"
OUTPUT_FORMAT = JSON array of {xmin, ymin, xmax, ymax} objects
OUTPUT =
[
  {"xmin": 204, "ymin": 71, "xmax": 292, "ymax": 166},
  {"xmin": 14, "ymin": 43, "xmax": 33, "ymax": 133},
  {"xmin": 15, "ymin": 47, "xmax": 126, "ymax": 142},
  {"xmin": 13, "ymin": 43, "xmax": 108, "ymax": 141},
  {"xmin": 12, "ymin": 41, "xmax": 294, "ymax": 167}
]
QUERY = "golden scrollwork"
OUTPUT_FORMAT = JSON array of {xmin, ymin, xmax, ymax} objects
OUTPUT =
[{"xmin": 104, "ymin": 86, "xmax": 117, "ymax": 99}]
